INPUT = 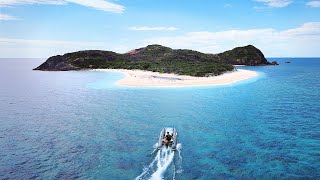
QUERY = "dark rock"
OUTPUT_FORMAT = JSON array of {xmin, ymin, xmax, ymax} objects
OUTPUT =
[
  {"xmin": 270, "ymin": 61, "xmax": 279, "ymax": 65},
  {"xmin": 285, "ymin": 61, "xmax": 291, "ymax": 63}
]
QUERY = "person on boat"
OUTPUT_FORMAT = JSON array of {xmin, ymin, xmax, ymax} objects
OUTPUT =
[
  {"xmin": 163, "ymin": 132, "xmax": 173, "ymax": 146},
  {"xmin": 165, "ymin": 132, "xmax": 173, "ymax": 142}
]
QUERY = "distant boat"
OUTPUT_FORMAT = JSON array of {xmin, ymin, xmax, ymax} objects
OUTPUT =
[{"xmin": 157, "ymin": 127, "xmax": 178, "ymax": 150}]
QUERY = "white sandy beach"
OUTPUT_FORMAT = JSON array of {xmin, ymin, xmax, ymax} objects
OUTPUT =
[{"xmin": 93, "ymin": 68, "xmax": 258, "ymax": 87}]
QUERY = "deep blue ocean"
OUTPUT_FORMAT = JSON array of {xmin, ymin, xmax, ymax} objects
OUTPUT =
[{"xmin": 0, "ymin": 58, "xmax": 319, "ymax": 179}]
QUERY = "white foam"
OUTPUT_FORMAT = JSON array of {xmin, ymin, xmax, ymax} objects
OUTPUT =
[
  {"xmin": 175, "ymin": 144, "xmax": 183, "ymax": 174},
  {"xmin": 136, "ymin": 143, "xmax": 183, "ymax": 180},
  {"xmin": 150, "ymin": 148, "xmax": 175, "ymax": 180}
]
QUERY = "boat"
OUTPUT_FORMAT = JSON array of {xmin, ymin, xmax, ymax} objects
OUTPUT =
[{"xmin": 157, "ymin": 127, "xmax": 178, "ymax": 150}]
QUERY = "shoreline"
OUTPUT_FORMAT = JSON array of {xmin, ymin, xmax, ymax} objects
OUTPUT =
[{"xmin": 92, "ymin": 68, "xmax": 258, "ymax": 87}]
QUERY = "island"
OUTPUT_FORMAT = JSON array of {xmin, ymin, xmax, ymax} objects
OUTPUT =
[{"xmin": 34, "ymin": 44, "xmax": 278, "ymax": 87}]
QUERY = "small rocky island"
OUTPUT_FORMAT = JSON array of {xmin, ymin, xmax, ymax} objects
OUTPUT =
[{"xmin": 34, "ymin": 44, "xmax": 278, "ymax": 77}]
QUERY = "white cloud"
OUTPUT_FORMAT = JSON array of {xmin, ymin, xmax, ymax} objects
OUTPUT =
[
  {"xmin": 283, "ymin": 22, "xmax": 320, "ymax": 35},
  {"xmin": 0, "ymin": 0, "xmax": 67, "ymax": 7},
  {"xmin": 0, "ymin": 37, "xmax": 102, "ymax": 47},
  {"xmin": 0, "ymin": 37, "xmax": 116, "ymax": 58},
  {"xmin": 2, "ymin": 23, "xmax": 320, "ymax": 58},
  {"xmin": 0, "ymin": 0, "xmax": 124, "ymax": 13},
  {"xmin": 129, "ymin": 26, "xmax": 178, "ymax": 31},
  {"xmin": 0, "ymin": 14, "xmax": 18, "ymax": 20},
  {"xmin": 255, "ymin": 0, "xmax": 292, "ymax": 7},
  {"xmin": 306, "ymin": 1, "xmax": 320, "ymax": 7},
  {"xmin": 66, "ymin": 0, "xmax": 124, "ymax": 13},
  {"xmin": 143, "ymin": 22, "xmax": 320, "ymax": 57},
  {"xmin": 224, "ymin": 4, "xmax": 233, "ymax": 8}
]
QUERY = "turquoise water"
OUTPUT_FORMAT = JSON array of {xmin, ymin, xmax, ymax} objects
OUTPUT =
[{"xmin": 0, "ymin": 58, "xmax": 319, "ymax": 179}]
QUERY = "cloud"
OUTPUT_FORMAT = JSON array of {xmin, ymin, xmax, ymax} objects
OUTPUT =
[
  {"xmin": 0, "ymin": 14, "xmax": 18, "ymax": 20},
  {"xmin": 143, "ymin": 22, "xmax": 320, "ymax": 57},
  {"xmin": 306, "ymin": 1, "xmax": 320, "ymax": 7},
  {"xmin": 0, "ymin": 0, "xmax": 67, "ymax": 7},
  {"xmin": 66, "ymin": 0, "xmax": 124, "ymax": 13},
  {"xmin": 0, "ymin": 37, "xmax": 103, "ymax": 47},
  {"xmin": 2, "ymin": 23, "xmax": 320, "ymax": 58},
  {"xmin": 0, "ymin": 0, "xmax": 124, "ymax": 13},
  {"xmin": 255, "ymin": 0, "xmax": 292, "ymax": 7},
  {"xmin": 283, "ymin": 22, "xmax": 320, "ymax": 35},
  {"xmin": 0, "ymin": 37, "xmax": 115, "ymax": 58},
  {"xmin": 129, "ymin": 26, "xmax": 178, "ymax": 31},
  {"xmin": 224, "ymin": 4, "xmax": 233, "ymax": 8}
]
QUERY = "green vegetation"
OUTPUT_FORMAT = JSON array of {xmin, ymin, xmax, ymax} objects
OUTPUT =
[
  {"xmin": 66, "ymin": 45, "xmax": 235, "ymax": 77},
  {"xmin": 72, "ymin": 60, "xmax": 234, "ymax": 77}
]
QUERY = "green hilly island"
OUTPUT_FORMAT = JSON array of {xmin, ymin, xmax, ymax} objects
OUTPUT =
[{"xmin": 34, "ymin": 44, "xmax": 278, "ymax": 77}]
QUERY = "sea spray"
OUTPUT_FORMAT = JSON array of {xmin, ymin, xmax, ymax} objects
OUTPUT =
[
  {"xmin": 175, "ymin": 143, "xmax": 183, "ymax": 174},
  {"xmin": 150, "ymin": 147, "xmax": 175, "ymax": 179},
  {"xmin": 136, "ymin": 143, "xmax": 182, "ymax": 180}
]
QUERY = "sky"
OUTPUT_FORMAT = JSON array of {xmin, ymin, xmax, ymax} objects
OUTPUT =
[{"xmin": 0, "ymin": 0, "xmax": 320, "ymax": 58}]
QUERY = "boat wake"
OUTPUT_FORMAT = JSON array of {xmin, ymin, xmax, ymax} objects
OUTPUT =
[{"xmin": 136, "ymin": 143, "xmax": 182, "ymax": 180}]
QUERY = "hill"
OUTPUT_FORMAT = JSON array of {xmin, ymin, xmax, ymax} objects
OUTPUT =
[{"xmin": 34, "ymin": 44, "xmax": 277, "ymax": 77}]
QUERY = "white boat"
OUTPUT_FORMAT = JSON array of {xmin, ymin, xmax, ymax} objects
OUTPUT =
[{"xmin": 157, "ymin": 127, "xmax": 178, "ymax": 150}]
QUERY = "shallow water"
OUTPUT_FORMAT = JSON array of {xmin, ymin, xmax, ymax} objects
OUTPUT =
[{"xmin": 0, "ymin": 58, "xmax": 319, "ymax": 179}]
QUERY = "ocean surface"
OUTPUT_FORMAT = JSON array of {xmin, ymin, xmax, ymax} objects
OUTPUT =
[{"xmin": 0, "ymin": 58, "xmax": 319, "ymax": 179}]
